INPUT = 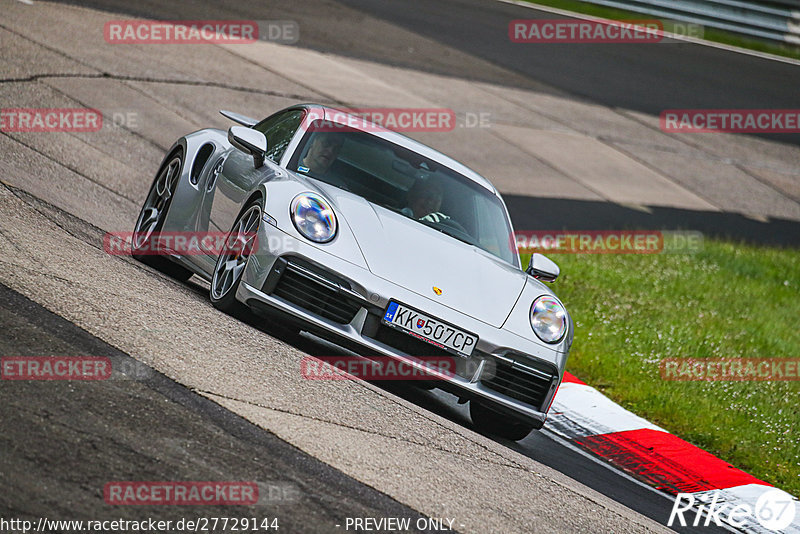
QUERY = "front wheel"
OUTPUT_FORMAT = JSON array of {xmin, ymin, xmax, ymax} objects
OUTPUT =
[
  {"xmin": 132, "ymin": 150, "xmax": 193, "ymax": 282},
  {"xmin": 210, "ymin": 202, "xmax": 261, "ymax": 315},
  {"xmin": 469, "ymin": 400, "xmax": 536, "ymax": 441}
]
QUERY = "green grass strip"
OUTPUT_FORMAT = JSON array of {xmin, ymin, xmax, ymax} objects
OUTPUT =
[{"xmin": 521, "ymin": 238, "xmax": 800, "ymax": 495}]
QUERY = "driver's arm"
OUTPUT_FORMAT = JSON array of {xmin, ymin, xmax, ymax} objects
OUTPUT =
[{"xmin": 419, "ymin": 212, "xmax": 450, "ymax": 223}]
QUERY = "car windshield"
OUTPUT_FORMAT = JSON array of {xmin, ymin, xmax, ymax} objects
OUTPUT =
[{"xmin": 289, "ymin": 120, "xmax": 518, "ymax": 266}]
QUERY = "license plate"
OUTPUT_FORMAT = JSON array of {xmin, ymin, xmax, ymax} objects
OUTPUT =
[{"xmin": 382, "ymin": 301, "xmax": 478, "ymax": 357}]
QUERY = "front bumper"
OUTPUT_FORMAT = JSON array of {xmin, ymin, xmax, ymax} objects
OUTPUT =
[{"xmin": 237, "ymin": 223, "xmax": 566, "ymax": 427}]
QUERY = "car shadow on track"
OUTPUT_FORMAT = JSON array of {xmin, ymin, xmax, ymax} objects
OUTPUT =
[{"xmin": 183, "ymin": 275, "xmax": 481, "ymax": 429}]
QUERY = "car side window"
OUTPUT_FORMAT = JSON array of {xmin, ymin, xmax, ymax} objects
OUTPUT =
[{"xmin": 253, "ymin": 109, "xmax": 305, "ymax": 163}]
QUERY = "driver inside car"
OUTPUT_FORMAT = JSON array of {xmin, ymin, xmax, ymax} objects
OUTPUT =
[
  {"xmin": 298, "ymin": 132, "xmax": 347, "ymax": 185},
  {"xmin": 401, "ymin": 179, "xmax": 450, "ymax": 222}
]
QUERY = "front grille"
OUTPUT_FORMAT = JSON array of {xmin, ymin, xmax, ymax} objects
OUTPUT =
[
  {"xmin": 480, "ymin": 359, "xmax": 553, "ymax": 410},
  {"xmin": 271, "ymin": 262, "xmax": 362, "ymax": 324},
  {"xmin": 371, "ymin": 324, "xmax": 476, "ymax": 379},
  {"xmin": 373, "ymin": 324, "xmax": 455, "ymax": 360}
]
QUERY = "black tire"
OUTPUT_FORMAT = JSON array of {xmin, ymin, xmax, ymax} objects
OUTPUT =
[
  {"xmin": 209, "ymin": 201, "xmax": 262, "ymax": 316},
  {"xmin": 132, "ymin": 150, "xmax": 193, "ymax": 282},
  {"xmin": 469, "ymin": 400, "xmax": 536, "ymax": 441}
]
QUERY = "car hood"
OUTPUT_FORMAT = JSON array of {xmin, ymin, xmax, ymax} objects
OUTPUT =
[{"xmin": 320, "ymin": 186, "xmax": 526, "ymax": 328}]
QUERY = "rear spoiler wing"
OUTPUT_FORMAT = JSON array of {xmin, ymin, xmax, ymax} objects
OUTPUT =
[{"xmin": 219, "ymin": 110, "xmax": 258, "ymax": 127}]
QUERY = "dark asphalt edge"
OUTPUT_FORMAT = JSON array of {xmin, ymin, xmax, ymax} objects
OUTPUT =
[{"xmin": 0, "ymin": 282, "xmax": 449, "ymax": 531}]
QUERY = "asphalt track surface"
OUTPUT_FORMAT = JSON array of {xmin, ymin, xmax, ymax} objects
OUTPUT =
[
  {"xmin": 0, "ymin": 183, "xmax": 722, "ymax": 534},
  {"xmin": 55, "ymin": 0, "xmax": 800, "ymax": 146},
  {"xmin": 2, "ymin": 0, "xmax": 795, "ymax": 532},
  {"xmin": 51, "ymin": 0, "xmax": 800, "ymax": 248},
  {"xmin": 0, "ymin": 283, "xmax": 432, "ymax": 533},
  {"xmin": 0, "ymin": 173, "xmax": 670, "ymax": 534},
  {"xmin": 377, "ymin": 381, "xmax": 727, "ymax": 534}
]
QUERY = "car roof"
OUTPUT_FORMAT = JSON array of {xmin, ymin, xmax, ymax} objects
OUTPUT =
[{"xmin": 293, "ymin": 104, "xmax": 499, "ymax": 195}]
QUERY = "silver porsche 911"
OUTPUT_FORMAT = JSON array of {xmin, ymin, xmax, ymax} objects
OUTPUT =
[{"xmin": 132, "ymin": 104, "xmax": 573, "ymax": 440}]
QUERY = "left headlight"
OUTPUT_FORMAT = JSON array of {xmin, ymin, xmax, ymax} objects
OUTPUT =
[
  {"xmin": 530, "ymin": 295, "xmax": 567, "ymax": 344},
  {"xmin": 290, "ymin": 192, "xmax": 337, "ymax": 243}
]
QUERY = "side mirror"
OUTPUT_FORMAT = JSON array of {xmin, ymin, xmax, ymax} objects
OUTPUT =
[
  {"xmin": 228, "ymin": 126, "xmax": 267, "ymax": 168},
  {"xmin": 526, "ymin": 253, "xmax": 559, "ymax": 282}
]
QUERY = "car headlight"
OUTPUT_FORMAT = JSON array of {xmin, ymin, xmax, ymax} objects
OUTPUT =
[
  {"xmin": 530, "ymin": 295, "xmax": 567, "ymax": 344},
  {"xmin": 290, "ymin": 192, "xmax": 337, "ymax": 243}
]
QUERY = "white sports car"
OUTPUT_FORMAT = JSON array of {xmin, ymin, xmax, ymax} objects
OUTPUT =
[{"xmin": 132, "ymin": 104, "xmax": 573, "ymax": 440}]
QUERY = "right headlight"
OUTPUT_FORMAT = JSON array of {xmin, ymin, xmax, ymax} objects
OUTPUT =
[
  {"xmin": 290, "ymin": 192, "xmax": 337, "ymax": 243},
  {"xmin": 530, "ymin": 295, "xmax": 567, "ymax": 344}
]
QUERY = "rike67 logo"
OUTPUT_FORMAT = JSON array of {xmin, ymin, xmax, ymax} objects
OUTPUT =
[{"xmin": 668, "ymin": 488, "xmax": 797, "ymax": 531}]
